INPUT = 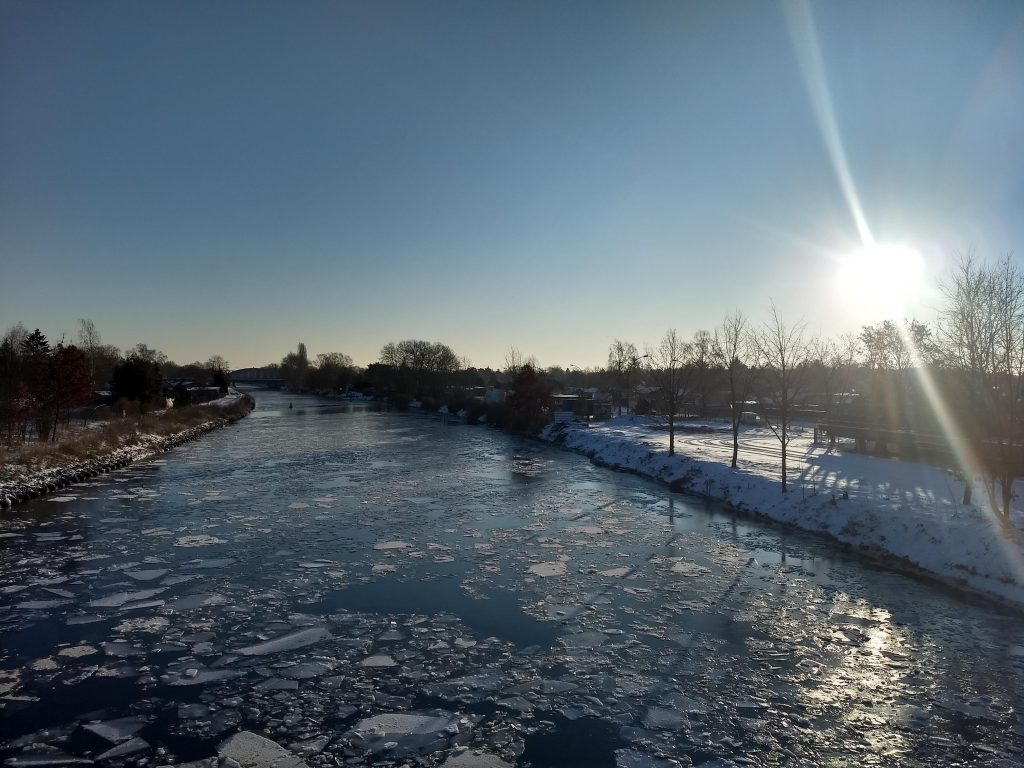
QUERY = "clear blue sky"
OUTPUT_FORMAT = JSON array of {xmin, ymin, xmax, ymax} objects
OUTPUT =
[{"xmin": 2, "ymin": 0, "xmax": 1022, "ymax": 369}]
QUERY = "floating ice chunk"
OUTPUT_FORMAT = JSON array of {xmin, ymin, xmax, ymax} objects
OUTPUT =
[
  {"xmin": 193, "ymin": 558, "xmax": 236, "ymax": 569},
  {"xmin": 497, "ymin": 696, "xmax": 532, "ymax": 713},
  {"xmin": 165, "ymin": 593, "xmax": 227, "ymax": 611},
  {"xmin": 670, "ymin": 560, "xmax": 710, "ymax": 577},
  {"xmin": 560, "ymin": 631, "xmax": 607, "ymax": 649},
  {"xmin": 614, "ymin": 749, "xmax": 681, "ymax": 768},
  {"xmin": 58, "ymin": 645, "xmax": 98, "ymax": 658},
  {"xmin": 115, "ymin": 616, "xmax": 169, "ymax": 633},
  {"xmin": 17, "ymin": 600, "xmax": 71, "ymax": 611},
  {"xmin": 359, "ymin": 654, "xmax": 397, "ymax": 668},
  {"xmin": 255, "ymin": 678, "xmax": 299, "ymax": 691},
  {"xmin": 527, "ymin": 559, "xmax": 567, "ymax": 577},
  {"xmin": 217, "ymin": 731, "xmax": 308, "ymax": 768},
  {"xmin": 95, "ymin": 737, "xmax": 149, "ymax": 761},
  {"xmin": 125, "ymin": 569, "xmax": 169, "ymax": 581},
  {"xmin": 30, "ymin": 659, "xmax": 58, "ymax": 672},
  {"xmin": 566, "ymin": 525, "xmax": 604, "ymax": 535},
  {"xmin": 82, "ymin": 717, "xmax": 148, "ymax": 744},
  {"xmin": 177, "ymin": 704, "xmax": 211, "ymax": 719},
  {"xmin": 281, "ymin": 661, "xmax": 333, "ymax": 679},
  {"xmin": 236, "ymin": 627, "xmax": 333, "ymax": 656},
  {"xmin": 288, "ymin": 502, "xmax": 310, "ymax": 509},
  {"xmin": 442, "ymin": 750, "xmax": 514, "ymax": 768},
  {"xmin": 3, "ymin": 752, "xmax": 93, "ymax": 766},
  {"xmin": 372, "ymin": 564, "xmax": 397, "ymax": 574},
  {"xmin": 88, "ymin": 589, "xmax": 164, "ymax": 608},
  {"xmin": 641, "ymin": 708, "xmax": 687, "ymax": 731},
  {"xmin": 175, "ymin": 535, "xmax": 227, "ymax": 547},
  {"xmin": 102, "ymin": 641, "xmax": 145, "ymax": 657},
  {"xmin": 374, "ymin": 540, "xmax": 411, "ymax": 550},
  {"xmin": 288, "ymin": 736, "xmax": 329, "ymax": 756},
  {"xmin": 351, "ymin": 712, "xmax": 459, "ymax": 755},
  {"xmin": 167, "ymin": 669, "xmax": 244, "ymax": 686},
  {"xmin": 598, "ymin": 567, "xmax": 631, "ymax": 578}
]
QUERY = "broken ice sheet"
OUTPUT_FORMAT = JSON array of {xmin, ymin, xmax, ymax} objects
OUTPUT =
[
  {"xmin": 88, "ymin": 588, "xmax": 164, "ymax": 608},
  {"xmin": 218, "ymin": 731, "xmax": 307, "ymax": 768},
  {"xmin": 175, "ymin": 535, "xmax": 227, "ymax": 547},
  {"xmin": 124, "ymin": 569, "xmax": 168, "ymax": 581},
  {"xmin": 614, "ymin": 749, "xmax": 684, "ymax": 768},
  {"xmin": 359, "ymin": 654, "xmax": 397, "ymax": 667},
  {"xmin": 82, "ymin": 716, "xmax": 148, "ymax": 743},
  {"xmin": 374, "ymin": 540, "xmax": 411, "ymax": 550},
  {"xmin": 236, "ymin": 627, "xmax": 333, "ymax": 656},
  {"xmin": 527, "ymin": 555, "xmax": 569, "ymax": 577},
  {"xmin": 349, "ymin": 712, "xmax": 461, "ymax": 756}
]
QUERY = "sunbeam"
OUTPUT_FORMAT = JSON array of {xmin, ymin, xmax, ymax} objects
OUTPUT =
[{"xmin": 784, "ymin": 0, "xmax": 874, "ymax": 248}]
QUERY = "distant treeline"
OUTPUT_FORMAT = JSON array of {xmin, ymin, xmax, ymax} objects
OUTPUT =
[
  {"xmin": 0, "ymin": 319, "xmax": 231, "ymax": 444},
  {"xmin": 266, "ymin": 253, "xmax": 1024, "ymax": 516}
]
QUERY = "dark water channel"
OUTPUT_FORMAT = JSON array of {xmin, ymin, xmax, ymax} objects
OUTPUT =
[{"xmin": 1, "ymin": 390, "xmax": 1023, "ymax": 767}]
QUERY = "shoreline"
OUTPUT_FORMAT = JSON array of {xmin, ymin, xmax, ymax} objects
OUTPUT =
[
  {"xmin": 0, "ymin": 394, "xmax": 254, "ymax": 510},
  {"xmin": 542, "ymin": 418, "xmax": 1024, "ymax": 614}
]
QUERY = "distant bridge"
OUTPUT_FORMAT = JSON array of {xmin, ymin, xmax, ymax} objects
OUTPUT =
[{"xmin": 231, "ymin": 367, "xmax": 285, "ymax": 388}]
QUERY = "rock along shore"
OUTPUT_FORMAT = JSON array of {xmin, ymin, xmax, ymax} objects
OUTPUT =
[{"xmin": 0, "ymin": 395, "xmax": 254, "ymax": 511}]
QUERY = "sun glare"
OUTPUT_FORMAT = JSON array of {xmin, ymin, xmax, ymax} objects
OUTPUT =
[{"xmin": 837, "ymin": 244, "xmax": 925, "ymax": 317}]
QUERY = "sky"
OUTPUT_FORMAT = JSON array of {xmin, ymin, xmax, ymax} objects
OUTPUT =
[{"xmin": 2, "ymin": 0, "xmax": 1023, "ymax": 370}]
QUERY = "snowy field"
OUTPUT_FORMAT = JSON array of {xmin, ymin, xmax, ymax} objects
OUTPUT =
[{"xmin": 543, "ymin": 416, "xmax": 1024, "ymax": 609}]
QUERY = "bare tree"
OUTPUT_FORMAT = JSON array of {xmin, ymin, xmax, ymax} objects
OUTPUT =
[
  {"xmin": 607, "ymin": 339, "xmax": 639, "ymax": 415},
  {"xmin": 713, "ymin": 311, "xmax": 758, "ymax": 467},
  {"xmin": 938, "ymin": 253, "xmax": 998, "ymax": 505},
  {"xmin": 77, "ymin": 318, "xmax": 101, "ymax": 382},
  {"xmin": 757, "ymin": 302, "xmax": 810, "ymax": 492},
  {"xmin": 648, "ymin": 329, "xmax": 691, "ymax": 456},
  {"xmin": 940, "ymin": 253, "xmax": 1024, "ymax": 517},
  {"xmin": 690, "ymin": 329, "xmax": 716, "ymax": 417}
]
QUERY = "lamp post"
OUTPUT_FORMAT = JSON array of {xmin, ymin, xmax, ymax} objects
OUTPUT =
[{"xmin": 625, "ymin": 354, "xmax": 649, "ymax": 416}]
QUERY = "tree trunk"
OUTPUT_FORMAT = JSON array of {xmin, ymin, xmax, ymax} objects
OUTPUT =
[
  {"xmin": 962, "ymin": 479, "xmax": 973, "ymax": 505},
  {"xmin": 731, "ymin": 419, "xmax": 739, "ymax": 469},
  {"xmin": 668, "ymin": 413, "xmax": 675, "ymax": 456},
  {"xmin": 1001, "ymin": 475, "xmax": 1013, "ymax": 519},
  {"xmin": 780, "ymin": 416, "xmax": 788, "ymax": 492}
]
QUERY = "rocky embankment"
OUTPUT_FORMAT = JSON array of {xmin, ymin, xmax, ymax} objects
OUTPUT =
[{"xmin": 0, "ymin": 395, "xmax": 254, "ymax": 510}]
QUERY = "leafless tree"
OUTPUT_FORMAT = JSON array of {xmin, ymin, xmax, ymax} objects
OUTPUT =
[
  {"xmin": 607, "ymin": 339, "xmax": 639, "ymax": 415},
  {"xmin": 757, "ymin": 302, "xmax": 810, "ymax": 492},
  {"xmin": 940, "ymin": 253, "xmax": 1024, "ymax": 516},
  {"xmin": 690, "ymin": 329, "xmax": 716, "ymax": 417},
  {"xmin": 712, "ymin": 311, "xmax": 758, "ymax": 467},
  {"xmin": 77, "ymin": 318, "xmax": 102, "ymax": 382},
  {"xmin": 648, "ymin": 329, "xmax": 691, "ymax": 456},
  {"xmin": 938, "ymin": 253, "xmax": 998, "ymax": 505}
]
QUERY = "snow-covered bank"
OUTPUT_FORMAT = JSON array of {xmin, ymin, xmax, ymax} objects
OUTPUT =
[
  {"xmin": 0, "ymin": 393, "xmax": 254, "ymax": 510},
  {"xmin": 542, "ymin": 416, "xmax": 1024, "ymax": 610}
]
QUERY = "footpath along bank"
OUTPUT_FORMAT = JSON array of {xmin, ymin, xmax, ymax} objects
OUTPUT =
[
  {"xmin": 544, "ymin": 415, "xmax": 1024, "ymax": 610},
  {"xmin": 0, "ymin": 393, "xmax": 255, "ymax": 510}
]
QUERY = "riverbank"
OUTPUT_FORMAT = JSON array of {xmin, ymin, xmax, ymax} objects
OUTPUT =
[
  {"xmin": 0, "ymin": 392, "xmax": 254, "ymax": 509},
  {"xmin": 543, "ymin": 415, "xmax": 1024, "ymax": 610}
]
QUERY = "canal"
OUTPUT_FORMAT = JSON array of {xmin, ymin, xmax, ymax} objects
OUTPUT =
[{"xmin": 1, "ymin": 390, "xmax": 1022, "ymax": 767}]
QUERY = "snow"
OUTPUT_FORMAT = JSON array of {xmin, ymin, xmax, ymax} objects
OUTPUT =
[{"xmin": 543, "ymin": 416, "xmax": 1024, "ymax": 607}]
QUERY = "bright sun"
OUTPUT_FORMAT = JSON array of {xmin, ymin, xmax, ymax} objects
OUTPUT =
[{"xmin": 837, "ymin": 243, "xmax": 925, "ymax": 317}]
